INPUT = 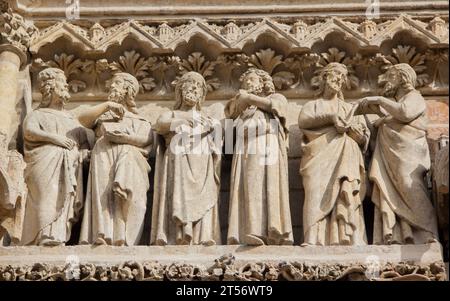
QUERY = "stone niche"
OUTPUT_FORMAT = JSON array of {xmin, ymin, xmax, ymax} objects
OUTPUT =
[{"xmin": 0, "ymin": 0, "xmax": 448, "ymax": 281}]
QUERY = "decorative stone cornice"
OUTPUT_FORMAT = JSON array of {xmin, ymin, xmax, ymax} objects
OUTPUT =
[
  {"xmin": 29, "ymin": 15, "xmax": 449, "ymax": 55},
  {"xmin": 30, "ymin": 44, "xmax": 449, "ymax": 100},
  {"xmin": 10, "ymin": 0, "xmax": 449, "ymax": 19}
]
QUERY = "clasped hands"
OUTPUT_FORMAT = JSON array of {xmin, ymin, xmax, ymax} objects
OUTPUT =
[
  {"xmin": 332, "ymin": 114, "xmax": 365, "ymax": 144},
  {"xmin": 358, "ymin": 96, "xmax": 389, "ymax": 117},
  {"xmin": 231, "ymin": 89, "xmax": 255, "ymax": 111}
]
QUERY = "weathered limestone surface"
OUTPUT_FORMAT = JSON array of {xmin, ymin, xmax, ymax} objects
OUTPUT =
[
  {"xmin": 0, "ymin": 243, "xmax": 446, "ymax": 281},
  {"xmin": 0, "ymin": 0, "xmax": 448, "ymax": 281}
]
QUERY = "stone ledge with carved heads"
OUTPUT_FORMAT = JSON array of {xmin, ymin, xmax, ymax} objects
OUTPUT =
[{"xmin": 0, "ymin": 243, "xmax": 446, "ymax": 281}]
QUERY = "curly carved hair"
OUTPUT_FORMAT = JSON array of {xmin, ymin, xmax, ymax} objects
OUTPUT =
[
  {"xmin": 37, "ymin": 67, "xmax": 67, "ymax": 108},
  {"xmin": 239, "ymin": 68, "xmax": 275, "ymax": 96}
]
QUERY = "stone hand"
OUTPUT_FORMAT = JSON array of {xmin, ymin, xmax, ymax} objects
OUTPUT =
[
  {"xmin": 332, "ymin": 114, "xmax": 349, "ymax": 133},
  {"xmin": 373, "ymin": 115, "xmax": 393, "ymax": 128},
  {"xmin": 105, "ymin": 131, "xmax": 130, "ymax": 144},
  {"xmin": 106, "ymin": 101, "xmax": 125, "ymax": 119},
  {"xmin": 359, "ymin": 97, "xmax": 386, "ymax": 116},
  {"xmin": 360, "ymin": 96, "xmax": 381, "ymax": 106},
  {"xmin": 235, "ymin": 89, "xmax": 254, "ymax": 105},
  {"xmin": 170, "ymin": 118, "xmax": 193, "ymax": 129},
  {"xmin": 52, "ymin": 136, "xmax": 77, "ymax": 150}
]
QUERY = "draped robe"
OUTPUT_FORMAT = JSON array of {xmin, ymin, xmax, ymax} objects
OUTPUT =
[
  {"xmin": 21, "ymin": 108, "xmax": 88, "ymax": 245},
  {"xmin": 370, "ymin": 90, "xmax": 438, "ymax": 244},
  {"xmin": 151, "ymin": 111, "xmax": 222, "ymax": 245},
  {"xmin": 226, "ymin": 93, "xmax": 293, "ymax": 245},
  {"xmin": 299, "ymin": 99, "xmax": 369, "ymax": 246},
  {"xmin": 79, "ymin": 111, "xmax": 152, "ymax": 246}
]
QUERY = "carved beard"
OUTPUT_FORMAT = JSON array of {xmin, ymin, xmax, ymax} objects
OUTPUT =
[
  {"xmin": 108, "ymin": 87, "xmax": 126, "ymax": 104},
  {"xmin": 244, "ymin": 82, "xmax": 263, "ymax": 96},
  {"xmin": 182, "ymin": 90, "xmax": 201, "ymax": 107},
  {"xmin": 55, "ymin": 87, "xmax": 70, "ymax": 105},
  {"xmin": 382, "ymin": 82, "xmax": 397, "ymax": 97},
  {"xmin": 324, "ymin": 78, "xmax": 342, "ymax": 95}
]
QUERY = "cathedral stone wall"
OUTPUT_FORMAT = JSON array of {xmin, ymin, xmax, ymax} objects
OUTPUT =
[{"xmin": 0, "ymin": 0, "xmax": 448, "ymax": 281}]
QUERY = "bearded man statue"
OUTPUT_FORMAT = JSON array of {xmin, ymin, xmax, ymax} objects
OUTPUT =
[
  {"xmin": 226, "ymin": 68, "xmax": 293, "ymax": 246},
  {"xmin": 79, "ymin": 72, "xmax": 153, "ymax": 246},
  {"xmin": 151, "ymin": 71, "xmax": 222, "ymax": 246},
  {"xmin": 360, "ymin": 63, "xmax": 439, "ymax": 245},
  {"xmin": 298, "ymin": 62, "xmax": 369, "ymax": 246},
  {"xmin": 21, "ymin": 67, "xmax": 124, "ymax": 246}
]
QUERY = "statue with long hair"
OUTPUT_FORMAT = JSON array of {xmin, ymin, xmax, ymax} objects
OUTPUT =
[
  {"xmin": 299, "ymin": 62, "xmax": 369, "ymax": 246},
  {"xmin": 151, "ymin": 71, "xmax": 222, "ymax": 245},
  {"xmin": 360, "ymin": 63, "xmax": 439, "ymax": 244},
  {"xmin": 21, "ymin": 68, "xmax": 124, "ymax": 246},
  {"xmin": 226, "ymin": 68, "xmax": 293, "ymax": 245},
  {"xmin": 79, "ymin": 72, "xmax": 153, "ymax": 246}
]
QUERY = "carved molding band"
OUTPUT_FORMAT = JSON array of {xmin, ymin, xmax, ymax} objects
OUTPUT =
[
  {"xmin": 30, "ymin": 16, "xmax": 449, "ymax": 54},
  {"xmin": 0, "ymin": 257, "xmax": 446, "ymax": 281}
]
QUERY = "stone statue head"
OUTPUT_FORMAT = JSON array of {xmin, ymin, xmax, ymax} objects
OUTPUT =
[
  {"xmin": 239, "ymin": 68, "xmax": 275, "ymax": 96},
  {"xmin": 313, "ymin": 62, "xmax": 349, "ymax": 100},
  {"xmin": 108, "ymin": 72, "xmax": 140, "ymax": 114},
  {"xmin": 174, "ymin": 71, "xmax": 207, "ymax": 111},
  {"xmin": 37, "ymin": 68, "xmax": 70, "ymax": 108},
  {"xmin": 378, "ymin": 63, "xmax": 417, "ymax": 97}
]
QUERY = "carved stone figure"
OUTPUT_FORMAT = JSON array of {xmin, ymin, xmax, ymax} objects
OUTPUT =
[
  {"xmin": 79, "ymin": 72, "xmax": 153, "ymax": 246},
  {"xmin": 20, "ymin": 68, "xmax": 124, "ymax": 246},
  {"xmin": 151, "ymin": 71, "xmax": 222, "ymax": 245},
  {"xmin": 225, "ymin": 68, "xmax": 293, "ymax": 245},
  {"xmin": 298, "ymin": 62, "xmax": 369, "ymax": 246},
  {"xmin": 360, "ymin": 63, "xmax": 439, "ymax": 245}
]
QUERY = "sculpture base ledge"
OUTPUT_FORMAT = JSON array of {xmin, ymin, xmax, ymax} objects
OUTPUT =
[{"xmin": 0, "ymin": 243, "xmax": 446, "ymax": 281}]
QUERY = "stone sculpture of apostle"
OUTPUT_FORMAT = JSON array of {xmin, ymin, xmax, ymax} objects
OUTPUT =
[
  {"xmin": 359, "ymin": 63, "xmax": 439, "ymax": 245},
  {"xmin": 298, "ymin": 62, "xmax": 369, "ymax": 246},
  {"xmin": 21, "ymin": 67, "xmax": 124, "ymax": 246},
  {"xmin": 151, "ymin": 71, "xmax": 222, "ymax": 246},
  {"xmin": 79, "ymin": 72, "xmax": 153, "ymax": 246},
  {"xmin": 225, "ymin": 68, "xmax": 293, "ymax": 246}
]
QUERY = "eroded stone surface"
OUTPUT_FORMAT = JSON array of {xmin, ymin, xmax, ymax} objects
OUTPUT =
[
  {"xmin": 0, "ymin": 0, "xmax": 448, "ymax": 281},
  {"xmin": 0, "ymin": 243, "xmax": 445, "ymax": 281}
]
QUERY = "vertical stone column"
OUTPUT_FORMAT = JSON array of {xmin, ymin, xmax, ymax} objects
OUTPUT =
[
  {"xmin": 0, "ymin": 46, "xmax": 23, "ymax": 150},
  {"xmin": 0, "ymin": 9, "xmax": 36, "ymax": 244},
  {"xmin": 0, "ymin": 9, "xmax": 33, "ymax": 150}
]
